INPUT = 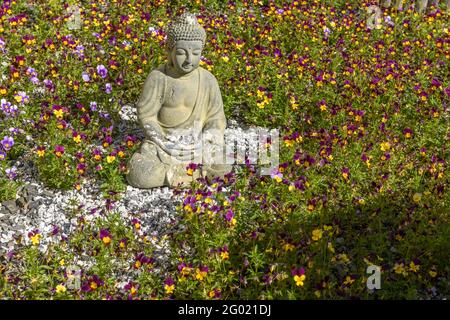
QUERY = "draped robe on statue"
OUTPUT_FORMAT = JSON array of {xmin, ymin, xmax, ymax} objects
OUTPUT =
[{"xmin": 127, "ymin": 64, "xmax": 229, "ymax": 188}]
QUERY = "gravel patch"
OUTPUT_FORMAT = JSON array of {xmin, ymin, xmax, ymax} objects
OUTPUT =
[{"xmin": 0, "ymin": 103, "xmax": 271, "ymax": 271}]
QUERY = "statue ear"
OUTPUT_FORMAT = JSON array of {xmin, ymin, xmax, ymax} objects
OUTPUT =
[{"xmin": 165, "ymin": 47, "xmax": 173, "ymax": 65}]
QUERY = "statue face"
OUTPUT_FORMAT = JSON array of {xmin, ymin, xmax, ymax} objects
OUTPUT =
[{"xmin": 170, "ymin": 40, "xmax": 203, "ymax": 75}]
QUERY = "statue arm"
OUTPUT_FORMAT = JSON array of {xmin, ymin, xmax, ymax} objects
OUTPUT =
[
  {"xmin": 137, "ymin": 69, "xmax": 194, "ymax": 160},
  {"xmin": 136, "ymin": 70, "xmax": 166, "ymax": 144}
]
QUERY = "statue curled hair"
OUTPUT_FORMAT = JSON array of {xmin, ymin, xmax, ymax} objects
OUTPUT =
[{"xmin": 166, "ymin": 12, "xmax": 206, "ymax": 50}]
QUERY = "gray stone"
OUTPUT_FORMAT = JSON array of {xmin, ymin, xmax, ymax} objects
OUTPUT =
[
  {"xmin": 16, "ymin": 197, "xmax": 27, "ymax": 209},
  {"xmin": 3, "ymin": 200, "xmax": 18, "ymax": 214},
  {"xmin": 42, "ymin": 189, "xmax": 54, "ymax": 197},
  {"xmin": 28, "ymin": 200, "xmax": 42, "ymax": 210},
  {"xmin": 0, "ymin": 206, "xmax": 8, "ymax": 216},
  {"xmin": 24, "ymin": 184, "xmax": 38, "ymax": 198}
]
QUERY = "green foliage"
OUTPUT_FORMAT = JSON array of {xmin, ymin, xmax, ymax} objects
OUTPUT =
[
  {"xmin": 0, "ymin": 0, "xmax": 448, "ymax": 300},
  {"xmin": 0, "ymin": 179, "xmax": 20, "ymax": 202}
]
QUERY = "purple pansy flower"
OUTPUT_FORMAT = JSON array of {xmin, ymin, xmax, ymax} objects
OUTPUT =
[
  {"xmin": 5, "ymin": 166, "xmax": 17, "ymax": 180},
  {"xmin": 225, "ymin": 209, "xmax": 234, "ymax": 222},
  {"xmin": 1, "ymin": 136, "xmax": 14, "ymax": 151},
  {"xmin": 105, "ymin": 83, "xmax": 112, "ymax": 94},
  {"xmin": 82, "ymin": 72, "xmax": 90, "ymax": 82},
  {"xmin": 90, "ymin": 101, "xmax": 97, "ymax": 111},
  {"xmin": 96, "ymin": 64, "xmax": 108, "ymax": 78}
]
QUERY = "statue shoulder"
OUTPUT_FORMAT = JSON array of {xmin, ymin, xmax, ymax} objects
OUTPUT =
[
  {"xmin": 144, "ymin": 64, "xmax": 167, "ymax": 83},
  {"xmin": 198, "ymin": 66, "xmax": 220, "ymax": 88}
]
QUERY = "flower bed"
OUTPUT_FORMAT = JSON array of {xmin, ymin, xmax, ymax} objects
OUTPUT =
[{"xmin": 0, "ymin": 0, "xmax": 448, "ymax": 299}]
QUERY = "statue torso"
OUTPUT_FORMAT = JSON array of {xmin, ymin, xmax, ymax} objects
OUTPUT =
[{"xmin": 158, "ymin": 67, "xmax": 199, "ymax": 128}]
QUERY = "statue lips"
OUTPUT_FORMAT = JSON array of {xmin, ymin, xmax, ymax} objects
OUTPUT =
[{"xmin": 182, "ymin": 64, "xmax": 194, "ymax": 71}]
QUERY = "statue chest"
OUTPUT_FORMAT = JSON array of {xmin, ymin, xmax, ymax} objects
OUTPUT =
[{"xmin": 158, "ymin": 76, "xmax": 199, "ymax": 127}]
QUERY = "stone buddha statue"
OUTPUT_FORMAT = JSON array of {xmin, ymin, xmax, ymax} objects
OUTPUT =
[{"xmin": 126, "ymin": 13, "xmax": 231, "ymax": 188}]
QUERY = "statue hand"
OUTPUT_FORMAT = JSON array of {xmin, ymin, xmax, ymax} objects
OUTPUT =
[{"xmin": 163, "ymin": 141, "xmax": 203, "ymax": 163}]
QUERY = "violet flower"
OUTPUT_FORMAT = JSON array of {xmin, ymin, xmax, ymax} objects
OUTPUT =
[
  {"xmin": 1, "ymin": 136, "xmax": 14, "ymax": 151},
  {"xmin": 97, "ymin": 64, "xmax": 108, "ymax": 78}
]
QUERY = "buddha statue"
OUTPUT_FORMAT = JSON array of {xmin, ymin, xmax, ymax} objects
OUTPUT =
[{"xmin": 127, "ymin": 13, "xmax": 232, "ymax": 188}]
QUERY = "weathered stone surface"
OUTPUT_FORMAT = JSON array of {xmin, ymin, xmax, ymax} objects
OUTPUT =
[
  {"xmin": 23, "ymin": 184, "xmax": 38, "ymax": 199},
  {"xmin": 16, "ymin": 197, "xmax": 27, "ymax": 209},
  {"xmin": 127, "ymin": 12, "xmax": 232, "ymax": 189},
  {"xmin": 3, "ymin": 200, "xmax": 18, "ymax": 214},
  {"xmin": 28, "ymin": 200, "xmax": 42, "ymax": 210},
  {"xmin": 0, "ymin": 205, "xmax": 7, "ymax": 216},
  {"xmin": 42, "ymin": 189, "xmax": 54, "ymax": 197}
]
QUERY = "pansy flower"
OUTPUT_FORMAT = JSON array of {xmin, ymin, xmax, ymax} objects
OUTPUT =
[
  {"xmin": 381, "ymin": 153, "xmax": 391, "ymax": 161},
  {"xmin": 341, "ymin": 167, "xmax": 350, "ymax": 180},
  {"xmin": 291, "ymin": 267, "xmax": 306, "ymax": 287},
  {"xmin": 96, "ymin": 64, "xmax": 108, "ymax": 78},
  {"xmin": 208, "ymin": 289, "xmax": 222, "ymax": 299},
  {"xmin": 186, "ymin": 163, "xmax": 198, "ymax": 176},
  {"xmin": 54, "ymin": 145, "xmax": 65, "ymax": 157},
  {"xmin": 27, "ymin": 229, "xmax": 41, "ymax": 246},
  {"xmin": 81, "ymin": 275, "xmax": 104, "ymax": 292},
  {"xmin": 105, "ymin": 83, "xmax": 112, "ymax": 94},
  {"xmin": 52, "ymin": 105, "xmax": 64, "ymax": 119},
  {"xmin": 131, "ymin": 218, "xmax": 141, "ymax": 230},
  {"xmin": 6, "ymin": 166, "xmax": 18, "ymax": 180},
  {"xmin": 14, "ymin": 91, "xmax": 29, "ymax": 104},
  {"xmin": 444, "ymin": 85, "xmax": 450, "ymax": 98},
  {"xmin": 99, "ymin": 229, "xmax": 112, "ymax": 245},
  {"xmin": 318, "ymin": 99, "xmax": 327, "ymax": 111},
  {"xmin": 103, "ymin": 136, "xmax": 113, "ymax": 147},
  {"xmin": 90, "ymin": 101, "xmax": 98, "ymax": 111},
  {"xmin": 195, "ymin": 266, "xmax": 209, "ymax": 281},
  {"xmin": 106, "ymin": 152, "xmax": 116, "ymax": 164},
  {"xmin": 409, "ymin": 259, "xmax": 420, "ymax": 273},
  {"xmin": 133, "ymin": 253, "xmax": 154, "ymax": 269},
  {"xmin": 76, "ymin": 163, "xmax": 87, "ymax": 174},
  {"xmin": 224, "ymin": 209, "xmax": 234, "ymax": 222},
  {"xmin": 126, "ymin": 135, "xmax": 137, "ymax": 148},
  {"xmin": 420, "ymin": 147, "xmax": 426, "ymax": 156},
  {"xmin": 219, "ymin": 245, "xmax": 229, "ymax": 260},
  {"xmin": 72, "ymin": 131, "xmax": 83, "ymax": 144},
  {"xmin": 55, "ymin": 284, "xmax": 67, "ymax": 294},
  {"xmin": 312, "ymin": 229, "xmax": 323, "ymax": 241},
  {"xmin": 124, "ymin": 282, "xmax": 138, "ymax": 296},
  {"xmin": 1, "ymin": 136, "xmax": 14, "ymax": 151},
  {"xmin": 270, "ymin": 169, "xmax": 283, "ymax": 183},
  {"xmin": 178, "ymin": 262, "xmax": 192, "ymax": 276},
  {"xmin": 164, "ymin": 278, "xmax": 175, "ymax": 294},
  {"xmin": 82, "ymin": 72, "xmax": 90, "ymax": 82},
  {"xmin": 78, "ymin": 113, "xmax": 91, "ymax": 126},
  {"xmin": 92, "ymin": 148, "xmax": 102, "ymax": 161},
  {"xmin": 403, "ymin": 128, "xmax": 413, "ymax": 139},
  {"xmin": 343, "ymin": 275, "xmax": 356, "ymax": 286},
  {"xmin": 118, "ymin": 238, "xmax": 127, "ymax": 249}
]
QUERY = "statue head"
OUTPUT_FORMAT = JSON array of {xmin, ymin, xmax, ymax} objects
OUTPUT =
[{"xmin": 166, "ymin": 13, "xmax": 206, "ymax": 75}]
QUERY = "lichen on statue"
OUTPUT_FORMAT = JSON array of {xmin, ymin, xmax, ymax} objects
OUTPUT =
[{"xmin": 127, "ymin": 13, "xmax": 231, "ymax": 189}]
